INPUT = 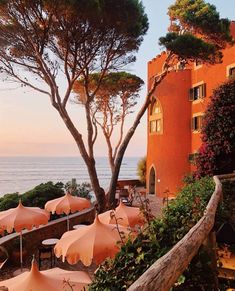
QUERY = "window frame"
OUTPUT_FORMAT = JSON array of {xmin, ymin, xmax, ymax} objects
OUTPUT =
[
  {"xmin": 226, "ymin": 63, "xmax": 235, "ymax": 78},
  {"xmin": 188, "ymin": 152, "xmax": 198, "ymax": 164},
  {"xmin": 189, "ymin": 83, "xmax": 206, "ymax": 101},
  {"xmin": 149, "ymin": 98, "xmax": 163, "ymax": 135},
  {"xmin": 192, "ymin": 114, "xmax": 204, "ymax": 132}
]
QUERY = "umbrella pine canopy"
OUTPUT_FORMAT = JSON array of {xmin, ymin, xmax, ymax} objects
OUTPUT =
[{"xmin": 54, "ymin": 216, "xmax": 129, "ymax": 266}]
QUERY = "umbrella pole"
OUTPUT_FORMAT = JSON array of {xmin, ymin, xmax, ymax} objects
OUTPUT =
[
  {"xmin": 20, "ymin": 231, "xmax": 23, "ymax": 272},
  {"xmin": 67, "ymin": 214, "xmax": 69, "ymax": 231}
]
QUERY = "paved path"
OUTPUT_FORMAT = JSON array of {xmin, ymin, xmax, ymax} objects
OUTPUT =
[{"xmin": 132, "ymin": 193, "xmax": 164, "ymax": 218}]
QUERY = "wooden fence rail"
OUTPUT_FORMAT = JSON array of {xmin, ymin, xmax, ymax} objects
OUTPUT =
[{"xmin": 128, "ymin": 175, "xmax": 223, "ymax": 291}]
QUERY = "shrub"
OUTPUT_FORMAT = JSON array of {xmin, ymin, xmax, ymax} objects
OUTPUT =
[
  {"xmin": 64, "ymin": 179, "xmax": 92, "ymax": 200},
  {"xmin": 137, "ymin": 156, "xmax": 146, "ymax": 184},
  {"xmin": 90, "ymin": 177, "xmax": 215, "ymax": 290},
  {"xmin": 195, "ymin": 78, "xmax": 235, "ymax": 177},
  {"xmin": 0, "ymin": 182, "xmax": 64, "ymax": 211},
  {"xmin": 21, "ymin": 181, "xmax": 64, "ymax": 209},
  {"xmin": 0, "ymin": 193, "xmax": 19, "ymax": 211}
]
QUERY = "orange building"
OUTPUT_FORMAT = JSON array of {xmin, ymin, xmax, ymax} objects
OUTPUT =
[{"xmin": 146, "ymin": 22, "xmax": 235, "ymax": 197}]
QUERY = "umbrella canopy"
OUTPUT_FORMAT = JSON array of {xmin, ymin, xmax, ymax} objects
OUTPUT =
[
  {"xmin": 45, "ymin": 192, "xmax": 91, "ymax": 215},
  {"xmin": 45, "ymin": 193, "xmax": 91, "ymax": 231},
  {"xmin": 0, "ymin": 201, "xmax": 49, "ymax": 233},
  {"xmin": 0, "ymin": 260, "xmax": 91, "ymax": 291},
  {"xmin": 54, "ymin": 216, "xmax": 129, "ymax": 266},
  {"xmin": 0, "ymin": 201, "xmax": 49, "ymax": 271},
  {"xmin": 98, "ymin": 200, "xmax": 144, "ymax": 227}
]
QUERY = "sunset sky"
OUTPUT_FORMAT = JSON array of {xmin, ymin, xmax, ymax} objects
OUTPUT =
[{"xmin": 0, "ymin": 0, "xmax": 234, "ymax": 157}]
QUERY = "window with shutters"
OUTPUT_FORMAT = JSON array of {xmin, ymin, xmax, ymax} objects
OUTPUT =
[
  {"xmin": 229, "ymin": 67, "xmax": 235, "ymax": 77},
  {"xmin": 195, "ymin": 60, "xmax": 202, "ymax": 67},
  {"xmin": 192, "ymin": 115, "xmax": 203, "ymax": 132},
  {"xmin": 189, "ymin": 83, "xmax": 206, "ymax": 101},
  {"xmin": 226, "ymin": 63, "xmax": 235, "ymax": 78},
  {"xmin": 149, "ymin": 99, "xmax": 163, "ymax": 134}
]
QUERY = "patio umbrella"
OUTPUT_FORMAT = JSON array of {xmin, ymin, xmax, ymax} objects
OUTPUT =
[
  {"xmin": 0, "ymin": 259, "xmax": 91, "ymax": 291},
  {"xmin": 98, "ymin": 200, "xmax": 144, "ymax": 227},
  {"xmin": 0, "ymin": 200, "xmax": 49, "ymax": 271},
  {"xmin": 45, "ymin": 192, "xmax": 91, "ymax": 231},
  {"xmin": 54, "ymin": 215, "xmax": 129, "ymax": 266}
]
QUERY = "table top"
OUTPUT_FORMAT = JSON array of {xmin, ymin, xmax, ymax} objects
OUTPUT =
[
  {"xmin": 42, "ymin": 238, "xmax": 59, "ymax": 246},
  {"xmin": 73, "ymin": 224, "xmax": 87, "ymax": 230}
]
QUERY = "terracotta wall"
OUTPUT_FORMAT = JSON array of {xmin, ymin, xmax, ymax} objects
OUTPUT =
[
  {"xmin": 191, "ymin": 42, "xmax": 235, "ymax": 153},
  {"xmin": 147, "ymin": 22, "xmax": 235, "ymax": 197},
  {"xmin": 147, "ymin": 69, "xmax": 192, "ymax": 197}
]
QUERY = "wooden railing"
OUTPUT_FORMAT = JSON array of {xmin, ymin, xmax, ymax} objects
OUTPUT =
[{"xmin": 128, "ymin": 175, "xmax": 227, "ymax": 291}]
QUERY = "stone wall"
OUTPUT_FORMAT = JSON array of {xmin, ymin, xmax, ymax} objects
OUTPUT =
[{"xmin": 0, "ymin": 207, "xmax": 95, "ymax": 266}]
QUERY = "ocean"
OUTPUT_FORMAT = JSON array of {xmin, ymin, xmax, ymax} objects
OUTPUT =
[{"xmin": 0, "ymin": 156, "xmax": 140, "ymax": 197}]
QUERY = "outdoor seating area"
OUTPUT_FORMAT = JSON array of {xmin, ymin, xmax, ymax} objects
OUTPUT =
[{"xmin": 0, "ymin": 185, "xmax": 159, "ymax": 290}]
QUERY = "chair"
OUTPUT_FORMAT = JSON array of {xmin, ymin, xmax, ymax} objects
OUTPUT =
[
  {"xmin": 38, "ymin": 246, "xmax": 53, "ymax": 270},
  {"xmin": 119, "ymin": 189, "xmax": 132, "ymax": 206}
]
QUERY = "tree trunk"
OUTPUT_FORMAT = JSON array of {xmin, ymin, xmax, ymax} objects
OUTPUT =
[
  {"xmin": 108, "ymin": 98, "xmax": 151, "ymax": 208},
  {"xmin": 57, "ymin": 107, "xmax": 106, "ymax": 212},
  {"xmin": 108, "ymin": 72, "xmax": 168, "ymax": 207},
  {"xmin": 86, "ymin": 158, "xmax": 106, "ymax": 213}
]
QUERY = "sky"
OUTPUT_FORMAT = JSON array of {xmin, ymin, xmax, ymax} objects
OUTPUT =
[{"xmin": 0, "ymin": 0, "xmax": 234, "ymax": 157}]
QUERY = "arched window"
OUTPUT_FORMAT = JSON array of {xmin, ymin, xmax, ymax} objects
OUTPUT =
[{"xmin": 149, "ymin": 99, "xmax": 163, "ymax": 134}]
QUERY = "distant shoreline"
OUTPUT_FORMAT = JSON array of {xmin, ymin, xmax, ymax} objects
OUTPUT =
[{"xmin": 0, "ymin": 156, "xmax": 140, "ymax": 197}]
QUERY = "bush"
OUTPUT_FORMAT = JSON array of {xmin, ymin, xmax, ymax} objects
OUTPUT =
[
  {"xmin": 195, "ymin": 78, "xmax": 235, "ymax": 177},
  {"xmin": 21, "ymin": 181, "xmax": 64, "ymax": 209},
  {"xmin": 90, "ymin": 177, "xmax": 215, "ymax": 290},
  {"xmin": 0, "ymin": 182, "xmax": 64, "ymax": 211},
  {"xmin": 0, "ymin": 193, "xmax": 19, "ymax": 211},
  {"xmin": 64, "ymin": 179, "xmax": 92, "ymax": 200},
  {"xmin": 137, "ymin": 156, "xmax": 146, "ymax": 184}
]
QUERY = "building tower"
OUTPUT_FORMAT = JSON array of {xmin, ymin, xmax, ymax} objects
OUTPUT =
[{"xmin": 146, "ymin": 22, "xmax": 235, "ymax": 197}]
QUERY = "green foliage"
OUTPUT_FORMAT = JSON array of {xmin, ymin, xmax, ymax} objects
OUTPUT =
[
  {"xmin": 159, "ymin": 33, "xmax": 222, "ymax": 63},
  {"xmin": 215, "ymin": 180, "xmax": 235, "ymax": 229},
  {"xmin": 0, "ymin": 182, "xmax": 64, "ymax": 211},
  {"xmin": 65, "ymin": 179, "xmax": 92, "ymax": 200},
  {"xmin": 74, "ymin": 71, "xmax": 144, "ymax": 107},
  {"xmin": 0, "ymin": 193, "xmax": 19, "ymax": 211},
  {"xmin": 159, "ymin": 0, "xmax": 232, "ymax": 63},
  {"xmin": 195, "ymin": 78, "xmax": 235, "ymax": 177},
  {"xmin": 168, "ymin": 0, "xmax": 231, "ymax": 44},
  {"xmin": 90, "ymin": 177, "xmax": 215, "ymax": 290},
  {"xmin": 0, "ymin": 0, "xmax": 148, "ymax": 75},
  {"xmin": 137, "ymin": 156, "xmax": 146, "ymax": 184},
  {"xmin": 174, "ymin": 180, "xmax": 235, "ymax": 291},
  {"xmin": 21, "ymin": 182, "xmax": 64, "ymax": 209},
  {"xmin": 173, "ymin": 248, "xmax": 217, "ymax": 291}
]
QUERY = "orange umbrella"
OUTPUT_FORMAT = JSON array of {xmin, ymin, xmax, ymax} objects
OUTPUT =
[
  {"xmin": 45, "ymin": 192, "xmax": 91, "ymax": 231},
  {"xmin": 0, "ymin": 259, "xmax": 91, "ymax": 291},
  {"xmin": 98, "ymin": 200, "xmax": 144, "ymax": 227},
  {"xmin": 0, "ymin": 201, "xmax": 49, "ymax": 271},
  {"xmin": 54, "ymin": 216, "xmax": 129, "ymax": 266}
]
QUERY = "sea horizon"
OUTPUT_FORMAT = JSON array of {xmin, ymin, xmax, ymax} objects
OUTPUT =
[{"xmin": 0, "ymin": 156, "xmax": 140, "ymax": 197}]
